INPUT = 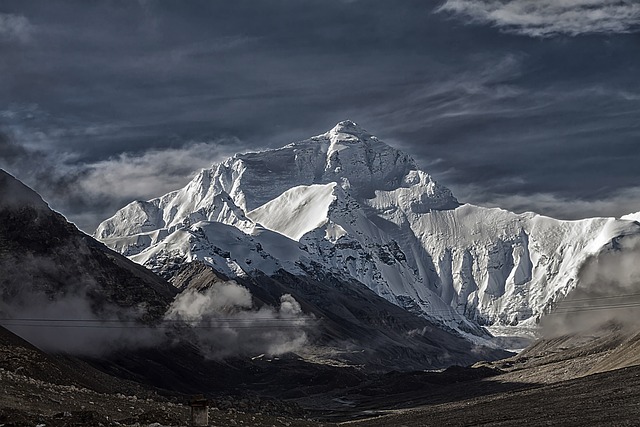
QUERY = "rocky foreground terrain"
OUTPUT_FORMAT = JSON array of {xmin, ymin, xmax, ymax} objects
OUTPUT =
[
  {"xmin": 3, "ymin": 320, "xmax": 640, "ymax": 426},
  {"xmin": 0, "ymin": 325, "xmax": 326, "ymax": 427}
]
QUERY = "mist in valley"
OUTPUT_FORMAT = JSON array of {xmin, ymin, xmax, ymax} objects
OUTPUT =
[
  {"xmin": 0, "ymin": 253, "xmax": 313, "ymax": 359},
  {"xmin": 542, "ymin": 235, "xmax": 640, "ymax": 337}
]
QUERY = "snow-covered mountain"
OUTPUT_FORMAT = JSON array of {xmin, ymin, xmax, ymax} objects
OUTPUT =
[
  {"xmin": 95, "ymin": 121, "xmax": 640, "ymax": 338},
  {"xmin": 1, "ymin": 168, "xmax": 508, "ymax": 367}
]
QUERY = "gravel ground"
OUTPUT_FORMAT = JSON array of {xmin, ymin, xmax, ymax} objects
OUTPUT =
[
  {"xmin": 340, "ymin": 364, "xmax": 640, "ymax": 426},
  {"xmin": 0, "ymin": 366, "xmax": 333, "ymax": 427},
  {"xmin": 4, "ymin": 319, "xmax": 640, "ymax": 426}
]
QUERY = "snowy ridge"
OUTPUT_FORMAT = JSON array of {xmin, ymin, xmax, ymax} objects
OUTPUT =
[
  {"xmin": 248, "ymin": 183, "xmax": 339, "ymax": 241},
  {"xmin": 622, "ymin": 211, "xmax": 640, "ymax": 222},
  {"xmin": 208, "ymin": 120, "xmax": 456, "ymax": 212},
  {"xmin": 96, "ymin": 169, "xmax": 255, "ymax": 256},
  {"xmin": 95, "ymin": 121, "xmax": 640, "ymax": 339},
  {"xmin": 130, "ymin": 220, "xmax": 306, "ymax": 279}
]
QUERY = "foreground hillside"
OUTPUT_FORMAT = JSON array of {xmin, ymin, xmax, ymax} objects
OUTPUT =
[
  {"xmin": 344, "ymin": 365, "xmax": 640, "ymax": 427},
  {"xmin": 339, "ymin": 319, "xmax": 640, "ymax": 426},
  {"xmin": 0, "ymin": 169, "xmax": 178, "ymax": 335},
  {"xmin": 0, "ymin": 325, "xmax": 325, "ymax": 427}
]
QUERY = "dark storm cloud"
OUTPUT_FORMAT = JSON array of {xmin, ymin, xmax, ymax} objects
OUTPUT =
[{"xmin": 1, "ymin": 0, "xmax": 640, "ymax": 229}]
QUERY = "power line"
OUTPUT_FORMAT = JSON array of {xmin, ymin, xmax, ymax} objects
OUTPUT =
[
  {"xmin": 0, "ymin": 322, "xmax": 311, "ymax": 329},
  {"xmin": 3, "ymin": 293, "xmax": 640, "ymax": 329},
  {"xmin": 0, "ymin": 324, "xmax": 308, "ymax": 329},
  {"xmin": 0, "ymin": 318, "xmax": 316, "ymax": 323},
  {"xmin": 548, "ymin": 303, "xmax": 640, "ymax": 313}
]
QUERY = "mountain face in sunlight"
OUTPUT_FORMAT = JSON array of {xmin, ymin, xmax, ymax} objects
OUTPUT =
[{"xmin": 96, "ymin": 122, "xmax": 640, "ymax": 343}]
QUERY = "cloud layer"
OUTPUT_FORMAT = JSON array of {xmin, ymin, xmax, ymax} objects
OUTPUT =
[
  {"xmin": 438, "ymin": 0, "xmax": 640, "ymax": 37},
  {"xmin": 1, "ymin": 1, "xmax": 639, "ymax": 224},
  {"xmin": 0, "ymin": 250, "xmax": 311, "ymax": 358},
  {"xmin": 0, "ymin": 126, "xmax": 237, "ymax": 231}
]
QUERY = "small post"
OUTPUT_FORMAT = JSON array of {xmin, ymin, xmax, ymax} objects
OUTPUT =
[{"xmin": 190, "ymin": 394, "xmax": 209, "ymax": 426}]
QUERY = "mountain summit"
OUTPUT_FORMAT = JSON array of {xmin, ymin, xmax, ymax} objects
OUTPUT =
[{"xmin": 95, "ymin": 122, "xmax": 640, "ymax": 341}]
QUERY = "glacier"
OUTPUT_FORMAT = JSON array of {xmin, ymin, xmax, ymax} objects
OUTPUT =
[{"xmin": 95, "ymin": 120, "xmax": 640, "ymax": 339}]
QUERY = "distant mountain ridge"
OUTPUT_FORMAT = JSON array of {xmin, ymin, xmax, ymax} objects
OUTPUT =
[{"xmin": 95, "ymin": 121, "xmax": 640, "ymax": 339}]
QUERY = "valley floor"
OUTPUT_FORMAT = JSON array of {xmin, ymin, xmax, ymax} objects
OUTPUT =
[
  {"xmin": 340, "ymin": 365, "xmax": 640, "ymax": 427},
  {"xmin": 331, "ymin": 325, "xmax": 640, "ymax": 426},
  {"xmin": 3, "ymin": 324, "xmax": 640, "ymax": 426},
  {"xmin": 3, "ymin": 355, "xmax": 640, "ymax": 427}
]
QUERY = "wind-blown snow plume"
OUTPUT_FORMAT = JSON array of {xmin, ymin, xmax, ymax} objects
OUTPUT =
[
  {"xmin": 165, "ymin": 280, "xmax": 312, "ymax": 359},
  {"xmin": 542, "ymin": 235, "xmax": 640, "ymax": 336}
]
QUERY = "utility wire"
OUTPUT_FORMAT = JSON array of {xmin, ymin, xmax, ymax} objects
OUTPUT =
[
  {"xmin": 3, "ymin": 294, "xmax": 640, "ymax": 329},
  {"xmin": 0, "ymin": 323, "xmax": 308, "ymax": 329},
  {"xmin": 0, "ymin": 318, "xmax": 316, "ymax": 323}
]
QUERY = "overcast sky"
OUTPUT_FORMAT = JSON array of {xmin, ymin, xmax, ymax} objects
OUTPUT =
[{"xmin": 1, "ymin": 0, "xmax": 640, "ymax": 232}]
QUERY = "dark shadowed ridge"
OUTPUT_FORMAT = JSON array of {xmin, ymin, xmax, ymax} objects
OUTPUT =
[
  {"xmin": 0, "ymin": 169, "xmax": 178, "ymax": 336},
  {"xmin": 0, "ymin": 169, "xmax": 48, "ymax": 210},
  {"xmin": 170, "ymin": 261, "xmax": 511, "ymax": 371}
]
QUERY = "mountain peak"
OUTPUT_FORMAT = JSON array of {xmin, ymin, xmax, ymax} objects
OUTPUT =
[
  {"xmin": 95, "ymin": 121, "xmax": 461, "ymax": 249},
  {"xmin": 329, "ymin": 120, "xmax": 369, "ymax": 138}
]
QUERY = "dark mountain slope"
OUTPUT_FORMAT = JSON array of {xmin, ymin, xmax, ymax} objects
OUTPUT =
[
  {"xmin": 170, "ymin": 261, "xmax": 511, "ymax": 371},
  {"xmin": 0, "ymin": 324, "xmax": 160, "ymax": 395},
  {"xmin": 0, "ymin": 169, "xmax": 177, "ymax": 322}
]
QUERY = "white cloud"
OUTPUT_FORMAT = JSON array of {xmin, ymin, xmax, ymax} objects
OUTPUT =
[
  {"xmin": 78, "ymin": 141, "xmax": 237, "ymax": 203},
  {"xmin": 0, "ymin": 122, "xmax": 241, "ymax": 231},
  {"xmin": 542, "ymin": 235, "xmax": 640, "ymax": 337},
  {"xmin": 166, "ymin": 281, "xmax": 312, "ymax": 358},
  {"xmin": 0, "ymin": 13, "xmax": 33, "ymax": 43},
  {"xmin": 437, "ymin": 0, "xmax": 640, "ymax": 37},
  {"xmin": 454, "ymin": 184, "xmax": 640, "ymax": 220}
]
